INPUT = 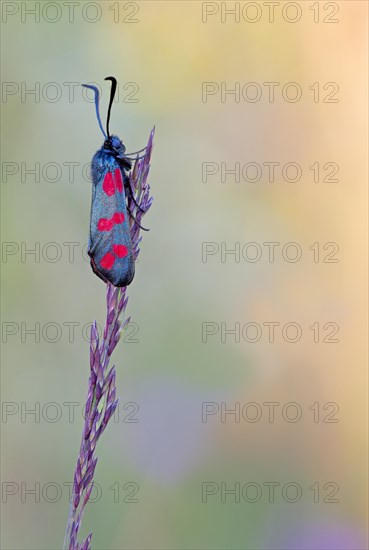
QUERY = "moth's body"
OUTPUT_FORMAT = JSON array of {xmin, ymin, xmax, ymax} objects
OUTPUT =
[
  {"xmin": 88, "ymin": 135, "xmax": 135, "ymax": 287},
  {"xmin": 84, "ymin": 77, "xmax": 147, "ymax": 287}
]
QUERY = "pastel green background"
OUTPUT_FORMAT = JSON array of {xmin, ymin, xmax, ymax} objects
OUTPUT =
[{"xmin": 1, "ymin": 1, "xmax": 367, "ymax": 549}]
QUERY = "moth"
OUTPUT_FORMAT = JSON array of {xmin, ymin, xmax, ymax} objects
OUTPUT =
[{"xmin": 83, "ymin": 77, "xmax": 147, "ymax": 287}]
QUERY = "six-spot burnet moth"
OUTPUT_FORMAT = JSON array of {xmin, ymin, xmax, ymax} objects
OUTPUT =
[{"xmin": 82, "ymin": 76, "xmax": 148, "ymax": 287}]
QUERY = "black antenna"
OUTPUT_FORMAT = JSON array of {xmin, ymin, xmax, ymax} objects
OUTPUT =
[{"xmin": 104, "ymin": 76, "xmax": 117, "ymax": 138}]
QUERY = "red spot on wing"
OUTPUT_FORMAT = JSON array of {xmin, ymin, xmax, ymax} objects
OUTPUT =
[
  {"xmin": 112, "ymin": 212, "xmax": 125, "ymax": 224},
  {"xmin": 113, "ymin": 168, "xmax": 123, "ymax": 193},
  {"xmin": 97, "ymin": 213, "xmax": 125, "ymax": 232},
  {"xmin": 102, "ymin": 172, "xmax": 115, "ymax": 196},
  {"xmin": 97, "ymin": 218, "xmax": 113, "ymax": 231},
  {"xmin": 113, "ymin": 244, "xmax": 128, "ymax": 258},
  {"xmin": 100, "ymin": 252, "xmax": 115, "ymax": 270}
]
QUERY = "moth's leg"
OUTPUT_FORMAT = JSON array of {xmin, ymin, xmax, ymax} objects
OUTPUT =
[
  {"xmin": 123, "ymin": 172, "xmax": 146, "ymax": 213},
  {"xmin": 127, "ymin": 205, "xmax": 149, "ymax": 231},
  {"xmin": 125, "ymin": 154, "xmax": 148, "ymax": 161},
  {"xmin": 125, "ymin": 146, "xmax": 147, "ymax": 156}
]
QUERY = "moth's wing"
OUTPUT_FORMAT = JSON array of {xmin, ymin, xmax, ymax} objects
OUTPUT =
[
  {"xmin": 89, "ymin": 158, "xmax": 135, "ymax": 287},
  {"xmin": 88, "ymin": 157, "xmax": 103, "ymax": 251}
]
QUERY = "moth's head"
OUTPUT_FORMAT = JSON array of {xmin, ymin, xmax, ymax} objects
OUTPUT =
[{"xmin": 104, "ymin": 135, "xmax": 126, "ymax": 157}]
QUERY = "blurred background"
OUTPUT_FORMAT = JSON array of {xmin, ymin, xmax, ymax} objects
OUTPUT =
[{"xmin": 1, "ymin": 1, "xmax": 368, "ymax": 549}]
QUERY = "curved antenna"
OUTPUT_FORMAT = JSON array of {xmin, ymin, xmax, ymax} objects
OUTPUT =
[
  {"xmin": 82, "ymin": 84, "xmax": 107, "ymax": 139},
  {"xmin": 104, "ymin": 76, "xmax": 117, "ymax": 138}
]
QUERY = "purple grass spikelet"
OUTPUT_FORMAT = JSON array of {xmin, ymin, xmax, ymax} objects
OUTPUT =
[{"xmin": 64, "ymin": 128, "xmax": 154, "ymax": 550}]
